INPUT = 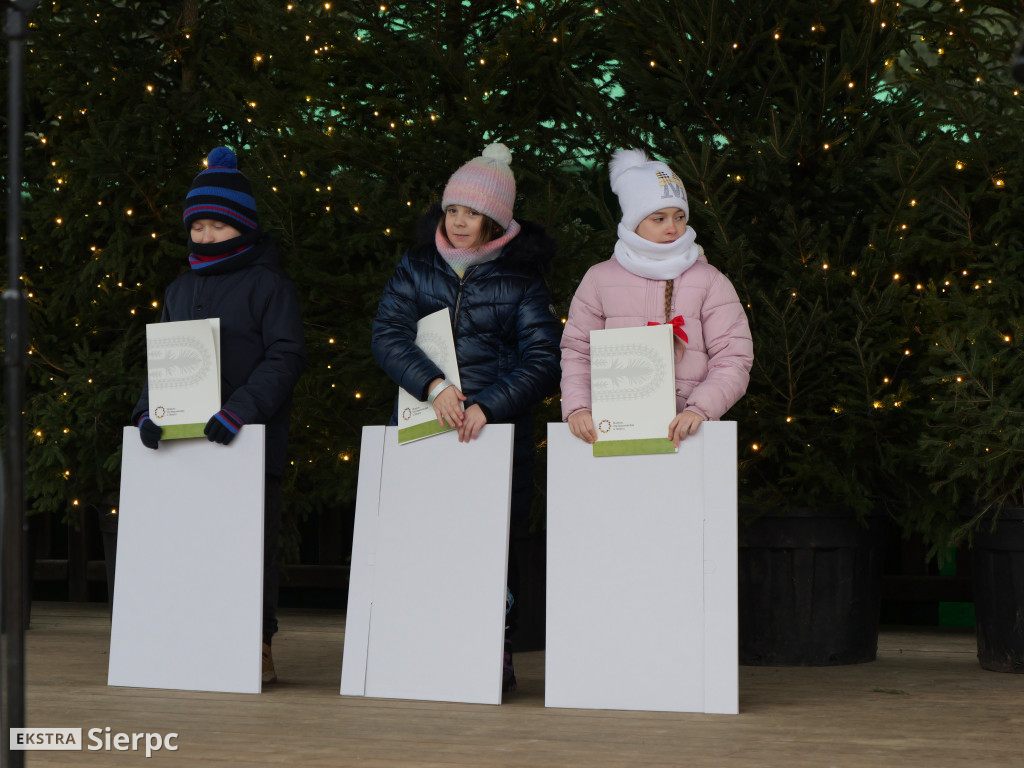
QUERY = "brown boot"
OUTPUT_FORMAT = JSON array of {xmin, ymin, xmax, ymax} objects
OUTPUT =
[{"xmin": 262, "ymin": 642, "xmax": 277, "ymax": 684}]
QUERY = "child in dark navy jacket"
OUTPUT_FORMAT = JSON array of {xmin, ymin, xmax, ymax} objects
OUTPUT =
[
  {"xmin": 371, "ymin": 143, "xmax": 561, "ymax": 692},
  {"xmin": 132, "ymin": 147, "xmax": 306, "ymax": 684}
]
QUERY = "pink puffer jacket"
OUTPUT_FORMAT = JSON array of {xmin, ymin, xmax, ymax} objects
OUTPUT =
[{"xmin": 560, "ymin": 250, "xmax": 753, "ymax": 421}]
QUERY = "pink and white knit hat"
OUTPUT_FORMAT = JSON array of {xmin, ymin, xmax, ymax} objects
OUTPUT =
[{"xmin": 441, "ymin": 143, "xmax": 516, "ymax": 228}]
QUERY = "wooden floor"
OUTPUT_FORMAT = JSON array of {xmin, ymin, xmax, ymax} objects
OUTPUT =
[{"xmin": 9, "ymin": 602, "xmax": 1024, "ymax": 767}]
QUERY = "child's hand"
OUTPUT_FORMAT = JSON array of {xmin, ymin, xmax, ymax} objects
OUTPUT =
[
  {"xmin": 669, "ymin": 410, "xmax": 704, "ymax": 447},
  {"xmin": 458, "ymin": 404, "xmax": 487, "ymax": 442},
  {"xmin": 205, "ymin": 409, "xmax": 244, "ymax": 445},
  {"xmin": 568, "ymin": 410, "xmax": 598, "ymax": 444},
  {"xmin": 138, "ymin": 417, "xmax": 162, "ymax": 450},
  {"xmin": 432, "ymin": 384, "xmax": 466, "ymax": 429}
]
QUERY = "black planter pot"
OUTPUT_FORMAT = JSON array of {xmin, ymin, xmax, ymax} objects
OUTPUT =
[
  {"xmin": 739, "ymin": 508, "xmax": 885, "ymax": 666},
  {"xmin": 970, "ymin": 505, "xmax": 1024, "ymax": 673}
]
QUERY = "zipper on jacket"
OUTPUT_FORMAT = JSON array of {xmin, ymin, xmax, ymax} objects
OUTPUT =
[{"xmin": 453, "ymin": 265, "xmax": 479, "ymax": 330}]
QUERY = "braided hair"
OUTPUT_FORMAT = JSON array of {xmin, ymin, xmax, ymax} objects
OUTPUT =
[{"xmin": 666, "ymin": 279, "xmax": 685, "ymax": 358}]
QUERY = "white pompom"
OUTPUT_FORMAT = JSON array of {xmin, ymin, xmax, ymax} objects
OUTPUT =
[
  {"xmin": 608, "ymin": 148, "xmax": 650, "ymax": 191},
  {"xmin": 482, "ymin": 142, "xmax": 513, "ymax": 165}
]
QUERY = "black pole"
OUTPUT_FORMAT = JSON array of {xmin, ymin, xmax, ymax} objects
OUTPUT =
[{"xmin": 3, "ymin": 3, "xmax": 37, "ymax": 768}]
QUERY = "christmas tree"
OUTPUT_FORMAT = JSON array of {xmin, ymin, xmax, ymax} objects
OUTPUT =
[
  {"xmin": 10, "ymin": 1, "xmax": 610, "ymax": 559},
  {"xmin": 589, "ymin": 0, "xmax": 948, "ymax": 519},
  {"xmin": 892, "ymin": 1, "xmax": 1024, "ymax": 548},
  {"xmin": 13, "ymin": 0, "xmax": 1021, "ymax": 567},
  {"xmin": 17, "ymin": 1, "xmax": 355, "ymax": 533}
]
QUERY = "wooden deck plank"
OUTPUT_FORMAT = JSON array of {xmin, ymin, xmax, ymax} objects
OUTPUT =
[{"xmin": 10, "ymin": 602, "xmax": 1024, "ymax": 767}]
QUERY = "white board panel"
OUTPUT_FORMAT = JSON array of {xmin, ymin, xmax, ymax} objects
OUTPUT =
[
  {"xmin": 339, "ymin": 426, "xmax": 386, "ymax": 695},
  {"xmin": 108, "ymin": 426, "xmax": 265, "ymax": 694},
  {"xmin": 341, "ymin": 425, "xmax": 514, "ymax": 705},
  {"xmin": 545, "ymin": 421, "xmax": 738, "ymax": 714},
  {"xmin": 702, "ymin": 421, "xmax": 739, "ymax": 714}
]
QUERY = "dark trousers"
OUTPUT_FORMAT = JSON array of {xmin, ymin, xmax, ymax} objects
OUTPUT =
[
  {"xmin": 263, "ymin": 474, "xmax": 283, "ymax": 645},
  {"xmin": 506, "ymin": 417, "xmax": 536, "ymax": 637}
]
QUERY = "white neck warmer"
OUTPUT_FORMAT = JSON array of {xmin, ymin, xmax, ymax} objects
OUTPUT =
[{"xmin": 613, "ymin": 222, "xmax": 700, "ymax": 281}]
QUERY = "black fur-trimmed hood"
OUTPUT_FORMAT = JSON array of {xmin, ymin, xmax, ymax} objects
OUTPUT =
[{"xmin": 415, "ymin": 203, "xmax": 556, "ymax": 272}]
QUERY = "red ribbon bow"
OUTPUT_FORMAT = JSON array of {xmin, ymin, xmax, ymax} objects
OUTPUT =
[{"xmin": 648, "ymin": 315, "xmax": 688, "ymax": 343}]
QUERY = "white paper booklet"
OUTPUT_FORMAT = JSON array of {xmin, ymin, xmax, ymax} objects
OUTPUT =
[
  {"xmin": 146, "ymin": 318, "xmax": 221, "ymax": 439},
  {"xmin": 590, "ymin": 324, "xmax": 677, "ymax": 456},
  {"xmin": 397, "ymin": 308, "xmax": 462, "ymax": 444}
]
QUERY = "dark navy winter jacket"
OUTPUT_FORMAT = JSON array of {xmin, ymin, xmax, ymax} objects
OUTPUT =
[
  {"xmin": 133, "ymin": 234, "xmax": 306, "ymax": 478},
  {"xmin": 371, "ymin": 210, "xmax": 561, "ymax": 426}
]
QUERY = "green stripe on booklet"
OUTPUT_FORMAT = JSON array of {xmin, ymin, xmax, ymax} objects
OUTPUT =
[
  {"xmin": 593, "ymin": 437, "xmax": 676, "ymax": 457},
  {"xmin": 160, "ymin": 423, "xmax": 208, "ymax": 440},
  {"xmin": 398, "ymin": 419, "xmax": 454, "ymax": 444}
]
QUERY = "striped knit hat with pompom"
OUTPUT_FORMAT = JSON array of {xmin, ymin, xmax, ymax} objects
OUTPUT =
[
  {"xmin": 183, "ymin": 147, "xmax": 258, "ymax": 233},
  {"xmin": 441, "ymin": 143, "xmax": 516, "ymax": 229}
]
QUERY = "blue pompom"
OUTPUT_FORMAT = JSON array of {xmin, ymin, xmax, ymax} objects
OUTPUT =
[{"xmin": 205, "ymin": 146, "xmax": 237, "ymax": 170}]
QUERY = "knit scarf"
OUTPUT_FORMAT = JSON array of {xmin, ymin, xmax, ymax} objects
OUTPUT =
[
  {"xmin": 188, "ymin": 229, "xmax": 261, "ymax": 274},
  {"xmin": 435, "ymin": 220, "xmax": 522, "ymax": 277},
  {"xmin": 612, "ymin": 222, "xmax": 700, "ymax": 281}
]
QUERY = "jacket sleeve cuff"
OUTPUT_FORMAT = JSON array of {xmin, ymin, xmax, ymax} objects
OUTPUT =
[
  {"xmin": 684, "ymin": 404, "xmax": 711, "ymax": 421},
  {"xmin": 562, "ymin": 405, "xmax": 592, "ymax": 422}
]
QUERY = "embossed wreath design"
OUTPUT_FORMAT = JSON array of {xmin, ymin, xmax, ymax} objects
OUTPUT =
[
  {"xmin": 148, "ymin": 335, "xmax": 214, "ymax": 390},
  {"xmin": 591, "ymin": 342, "xmax": 666, "ymax": 402},
  {"xmin": 417, "ymin": 331, "xmax": 453, "ymax": 373}
]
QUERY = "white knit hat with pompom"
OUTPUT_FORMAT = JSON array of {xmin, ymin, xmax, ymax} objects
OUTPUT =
[
  {"xmin": 608, "ymin": 148, "xmax": 688, "ymax": 232},
  {"xmin": 442, "ymin": 143, "xmax": 516, "ymax": 228}
]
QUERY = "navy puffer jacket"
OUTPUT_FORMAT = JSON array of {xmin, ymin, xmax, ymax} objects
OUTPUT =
[
  {"xmin": 133, "ymin": 234, "xmax": 306, "ymax": 478},
  {"xmin": 372, "ymin": 207, "xmax": 561, "ymax": 424}
]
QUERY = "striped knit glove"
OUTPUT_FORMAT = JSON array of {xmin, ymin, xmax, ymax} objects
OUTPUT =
[
  {"xmin": 204, "ymin": 409, "xmax": 244, "ymax": 445},
  {"xmin": 138, "ymin": 414, "xmax": 162, "ymax": 450}
]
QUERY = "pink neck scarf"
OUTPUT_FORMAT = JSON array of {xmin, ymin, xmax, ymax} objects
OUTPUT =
[{"xmin": 435, "ymin": 220, "xmax": 522, "ymax": 277}]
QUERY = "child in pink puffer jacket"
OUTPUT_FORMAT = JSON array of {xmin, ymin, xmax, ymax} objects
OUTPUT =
[{"xmin": 560, "ymin": 148, "xmax": 753, "ymax": 447}]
